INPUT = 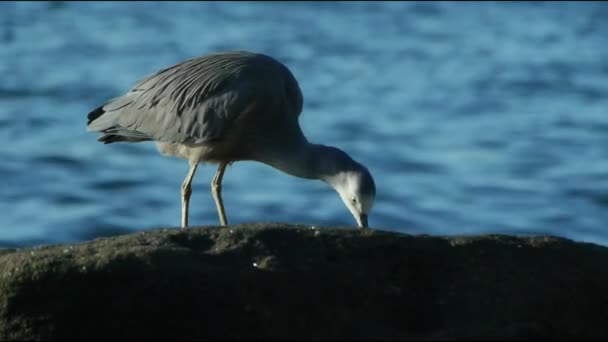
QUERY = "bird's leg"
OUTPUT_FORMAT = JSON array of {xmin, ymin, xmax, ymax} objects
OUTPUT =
[
  {"xmin": 181, "ymin": 162, "xmax": 199, "ymax": 229},
  {"xmin": 211, "ymin": 162, "xmax": 228, "ymax": 226}
]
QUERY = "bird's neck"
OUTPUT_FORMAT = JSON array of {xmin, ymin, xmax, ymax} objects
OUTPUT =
[{"xmin": 257, "ymin": 142, "xmax": 355, "ymax": 184}]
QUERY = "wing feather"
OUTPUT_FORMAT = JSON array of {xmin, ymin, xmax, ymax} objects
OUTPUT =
[{"xmin": 87, "ymin": 51, "xmax": 303, "ymax": 145}]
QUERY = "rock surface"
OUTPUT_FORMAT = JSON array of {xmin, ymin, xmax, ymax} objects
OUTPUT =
[{"xmin": 0, "ymin": 223, "xmax": 607, "ymax": 340}]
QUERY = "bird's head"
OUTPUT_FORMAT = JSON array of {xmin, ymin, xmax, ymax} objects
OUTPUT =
[{"xmin": 328, "ymin": 165, "xmax": 376, "ymax": 228}]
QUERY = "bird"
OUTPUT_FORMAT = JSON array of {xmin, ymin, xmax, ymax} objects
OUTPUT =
[{"xmin": 86, "ymin": 50, "xmax": 376, "ymax": 229}]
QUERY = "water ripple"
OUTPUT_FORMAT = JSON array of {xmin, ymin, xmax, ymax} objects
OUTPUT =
[{"xmin": 1, "ymin": 2, "xmax": 607, "ymax": 247}]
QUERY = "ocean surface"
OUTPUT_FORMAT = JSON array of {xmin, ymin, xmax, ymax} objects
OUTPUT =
[{"xmin": 1, "ymin": 1, "xmax": 607, "ymax": 247}]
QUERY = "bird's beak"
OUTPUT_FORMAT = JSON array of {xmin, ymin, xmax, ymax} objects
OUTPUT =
[{"xmin": 356, "ymin": 214, "xmax": 368, "ymax": 228}]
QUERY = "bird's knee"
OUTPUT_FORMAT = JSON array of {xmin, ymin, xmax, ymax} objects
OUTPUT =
[
  {"xmin": 211, "ymin": 182, "xmax": 221, "ymax": 194},
  {"xmin": 181, "ymin": 183, "xmax": 192, "ymax": 197}
]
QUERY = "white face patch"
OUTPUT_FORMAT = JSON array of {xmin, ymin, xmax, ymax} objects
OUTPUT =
[{"xmin": 332, "ymin": 171, "xmax": 374, "ymax": 215}]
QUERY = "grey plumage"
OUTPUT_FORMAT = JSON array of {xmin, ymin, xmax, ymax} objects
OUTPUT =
[
  {"xmin": 88, "ymin": 51, "xmax": 302, "ymax": 146},
  {"xmin": 87, "ymin": 50, "xmax": 375, "ymax": 228}
]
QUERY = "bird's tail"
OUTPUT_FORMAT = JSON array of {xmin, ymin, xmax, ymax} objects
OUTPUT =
[{"xmin": 87, "ymin": 95, "xmax": 152, "ymax": 144}]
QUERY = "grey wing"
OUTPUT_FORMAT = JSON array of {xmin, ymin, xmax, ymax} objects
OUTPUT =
[{"xmin": 87, "ymin": 54, "xmax": 265, "ymax": 145}]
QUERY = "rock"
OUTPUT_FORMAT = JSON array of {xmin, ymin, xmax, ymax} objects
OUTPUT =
[{"xmin": 0, "ymin": 223, "xmax": 607, "ymax": 340}]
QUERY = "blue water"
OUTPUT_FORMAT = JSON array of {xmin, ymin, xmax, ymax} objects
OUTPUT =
[{"xmin": 1, "ymin": 1, "xmax": 607, "ymax": 247}]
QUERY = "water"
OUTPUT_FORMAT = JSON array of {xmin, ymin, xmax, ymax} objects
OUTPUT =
[{"xmin": 1, "ymin": 1, "xmax": 607, "ymax": 247}]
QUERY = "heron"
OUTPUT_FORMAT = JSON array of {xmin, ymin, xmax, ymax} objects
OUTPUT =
[{"xmin": 87, "ymin": 51, "xmax": 376, "ymax": 229}]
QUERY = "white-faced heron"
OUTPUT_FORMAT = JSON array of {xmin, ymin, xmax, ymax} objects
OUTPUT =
[{"xmin": 87, "ymin": 51, "xmax": 376, "ymax": 228}]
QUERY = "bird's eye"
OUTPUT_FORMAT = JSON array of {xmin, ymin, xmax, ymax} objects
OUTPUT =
[{"xmin": 351, "ymin": 197, "xmax": 358, "ymax": 204}]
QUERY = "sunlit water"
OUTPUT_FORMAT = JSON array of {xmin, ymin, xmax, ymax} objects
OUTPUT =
[{"xmin": 1, "ymin": 1, "xmax": 607, "ymax": 247}]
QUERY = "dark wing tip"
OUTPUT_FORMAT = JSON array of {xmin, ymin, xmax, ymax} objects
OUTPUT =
[
  {"xmin": 97, "ymin": 133, "xmax": 151, "ymax": 144},
  {"xmin": 87, "ymin": 105, "xmax": 105, "ymax": 125},
  {"xmin": 97, "ymin": 134, "xmax": 127, "ymax": 144},
  {"xmin": 97, "ymin": 134, "xmax": 117, "ymax": 144}
]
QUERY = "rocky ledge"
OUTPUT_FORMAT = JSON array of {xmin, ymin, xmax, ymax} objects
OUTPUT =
[{"xmin": 0, "ymin": 223, "xmax": 607, "ymax": 340}]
